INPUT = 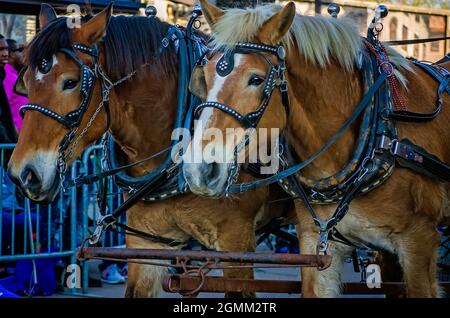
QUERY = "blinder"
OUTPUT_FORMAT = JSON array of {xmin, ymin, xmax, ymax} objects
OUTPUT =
[
  {"xmin": 193, "ymin": 42, "xmax": 289, "ymax": 129},
  {"xmin": 18, "ymin": 43, "xmax": 98, "ymax": 129},
  {"xmin": 14, "ymin": 67, "xmax": 28, "ymax": 97},
  {"xmin": 189, "ymin": 64, "xmax": 207, "ymax": 101},
  {"xmin": 216, "ymin": 51, "xmax": 235, "ymax": 77}
]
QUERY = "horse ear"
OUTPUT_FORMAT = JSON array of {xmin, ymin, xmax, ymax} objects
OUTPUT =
[
  {"xmin": 39, "ymin": 3, "xmax": 57, "ymax": 30},
  {"xmin": 258, "ymin": 2, "xmax": 296, "ymax": 45},
  {"xmin": 75, "ymin": 3, "xmax": 113, "ymax": 45},
  {"xmin": 189, "ymin": 65, "xmax": 207, "ymax": 101},
  {"xmin": 199, "ymin": 0, "xmax": 224, "ymax": 28}
]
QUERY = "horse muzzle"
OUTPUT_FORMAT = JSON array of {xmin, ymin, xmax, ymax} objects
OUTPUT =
[
  {"xmin": 183, "ymin": 161, "xmax": 228, "ymax": 197},
  {"xmin": 7, "ymin": 154, "xmax": 61, "ymax": 204}
]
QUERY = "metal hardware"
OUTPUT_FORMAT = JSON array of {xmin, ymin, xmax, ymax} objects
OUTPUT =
[
  {"xmin": 327, "ymin": 3, "xmax": 341, "ymax": 18},
  {"xmin": 145, "ymin": 5, "xmax": 157, "ymax": 17}
]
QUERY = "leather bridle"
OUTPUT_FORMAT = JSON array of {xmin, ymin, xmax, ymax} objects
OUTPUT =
[
  {"xmin": 17, "ymin": 43, "xmax": 99, "ymax": 129},
  {"xmin": 194, "ymin": 42, "xmax": 290, "ymax": 128},
  {"xmin": 14, "ymin": 42, "xmax": 116, "ymax": 185}
]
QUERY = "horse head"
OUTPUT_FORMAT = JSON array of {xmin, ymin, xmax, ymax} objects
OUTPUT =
[
  {"xmin": 8, "ymin": 3, "xmax": 113, "ymax": 203},
  {"xmin": 183, "ymin": 0, "xmax": 295, "ymax": 197}
]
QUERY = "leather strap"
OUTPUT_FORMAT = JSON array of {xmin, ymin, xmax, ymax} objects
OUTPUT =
[{"xmin": 388, "ymin": 62, "xmax": 450, "ymax": 122}]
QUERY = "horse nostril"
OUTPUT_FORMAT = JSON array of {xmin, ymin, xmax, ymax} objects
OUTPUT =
[
  {"xmin": 21, "ymin": 166, "xmax": 42, "ymax": 194},
  {"xmin": 199, "ymin": 162, "xmax": 213, "ymax": 176},
  {"xmin": 200, "ymin": 162, "xmax": 221, "ymax": 181}
]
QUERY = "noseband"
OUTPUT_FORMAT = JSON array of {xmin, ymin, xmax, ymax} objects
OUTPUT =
[{"xmin": 194, "ymin": 42, "xmax": 289, "ymax": 128}]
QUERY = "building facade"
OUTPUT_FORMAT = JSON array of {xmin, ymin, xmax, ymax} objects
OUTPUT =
[
  {"xmin": 0, "ymin": 0, "xmax": 144, "ymax": 43},
  {"xmin": 282, "ymin": 0, "xmax": 449, "ymax": 61},
  {"xmin": 0, "ymin": 0, "xmax": 448, "ymax": 60}
]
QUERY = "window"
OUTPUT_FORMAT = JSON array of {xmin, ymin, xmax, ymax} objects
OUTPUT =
[
  {"xmin": 0, "ymin": 14, "xmax": 35, "ymax": 43},
  {"xmin": 402, "ymin": 25, "xmax": 408, "ymax": 51},
  {"xmin": 414, "ymin": 34, "xmax": 419, "ymax": 58},
  {"xmin": 389, "ymin": 18, "xmax": 397, "ymax": 40},
  {"xmin": 431, "ymin": 41, "xmax": 440, "ymax": 52}
]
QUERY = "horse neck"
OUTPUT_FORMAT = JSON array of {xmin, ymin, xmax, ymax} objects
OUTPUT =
[
  {"xmin": 108, "ymin": 68, "xmax": 179, "ymax": 177},
  {"xmin": 285, "ymin": 50, "xmax": 365, "ymax": 179}
]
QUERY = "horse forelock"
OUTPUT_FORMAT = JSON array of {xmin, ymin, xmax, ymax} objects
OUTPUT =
[{"xmin": 26, "ymin": 17, "xmax": 75, "ymax": 69}]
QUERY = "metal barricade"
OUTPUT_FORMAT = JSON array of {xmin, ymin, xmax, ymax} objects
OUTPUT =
[
  {"xmin": 0, "ymin": 143, "xmax": 124, "ymax": 296},
  {"xmin": 0, "ymin": 143, "xmax": 78, "ymax": 295},
  {"xmin": 79, "ymin": 145, "xmax": 125, "ymax": 292}
]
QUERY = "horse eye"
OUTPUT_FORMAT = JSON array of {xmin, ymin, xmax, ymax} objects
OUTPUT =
[
  {"xmin": 248, "ymin": 75, "xmax": 265, "ymax": 86},
  {"xmin": 63, "ymin": 79, "xmax": 79, "ymax": 90}
]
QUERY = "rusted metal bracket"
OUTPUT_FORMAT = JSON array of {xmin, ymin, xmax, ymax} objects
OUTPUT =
[
  {"xmin": 77, "ymin": 247, "xmax": 332, "ymax": 270},
  {"xmin": 163, "ymin": 275, "xmax": 450, "ymax": 297}
]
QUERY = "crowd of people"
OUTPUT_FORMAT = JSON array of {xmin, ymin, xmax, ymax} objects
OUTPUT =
[{"xmin": 0, "ymin": 34, "xmax": 22, "ymax": 143}]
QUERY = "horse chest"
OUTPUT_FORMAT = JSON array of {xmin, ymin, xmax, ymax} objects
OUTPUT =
[{"xmin": 336, "ymin": 209, "xmax": 397, "ymax": 253}]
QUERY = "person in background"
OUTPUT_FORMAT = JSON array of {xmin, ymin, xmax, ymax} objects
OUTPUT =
[
  {"xmin": 3, "ymin": 38, "xmax": 26, "ymax": 133},
  {"xmin": 0, "ymin": 34, "xmax": 17, "ymax": 145},
  {"xmin": 0, "ymin": 34, "xmax": 22, "ymax": 298},
  {"xmin": 6, "ymin": 39, "xmax": 24, "ymax": 73}
]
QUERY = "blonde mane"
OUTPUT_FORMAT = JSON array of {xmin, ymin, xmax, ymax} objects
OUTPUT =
[{"xmin": 211, "ymin": 4, "xmax": 411, "ymax": 74}]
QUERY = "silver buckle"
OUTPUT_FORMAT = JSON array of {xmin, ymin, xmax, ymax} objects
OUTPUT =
[
  {"xmin": 377, "ymin": 135, "xmax": 392, "ymax": 151},
  {"xmin": 89, "ymin": 215, "xmax": 115, "ymax": 245}
]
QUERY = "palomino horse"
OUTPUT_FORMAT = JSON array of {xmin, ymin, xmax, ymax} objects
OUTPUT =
[
  {"xmin": 7, "ymin": 4, "xmax": 291, "ymax": 297},
  {"xmin": 184, "ymin": 0, "xmax": 450, "ymax": 297}
]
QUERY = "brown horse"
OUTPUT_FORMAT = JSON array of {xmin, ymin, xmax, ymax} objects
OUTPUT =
[
  {"xmin": 7, "ymin": 4, "xmax": 291, "ymax": 297},
  {"xmin": 184, "ymin": 0, "xmax": 450, "ymax": 297}
]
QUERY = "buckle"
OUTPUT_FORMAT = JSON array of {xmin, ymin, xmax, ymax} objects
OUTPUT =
[
  {"xmin": 89, "ymin": 215, "xmax": 116, "ymax": 245},
  {"xmin": 277, "ymin": 46, "xmax": 286, "ymax": 60},
  {"xmin": 315, "ymin": 218, "xmax": 336, "ymax": 254},
  {"xmin": 376, "ymin": 135, "xmax": 392, "ymax": 151},
  {"xmin": 379, "ymin": 61, "xmax": 394, "ymax": 77}
]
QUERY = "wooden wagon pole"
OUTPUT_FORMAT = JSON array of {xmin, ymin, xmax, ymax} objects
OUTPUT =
[
  {"xmin": 163, "ymin": 275, "xmax": 450, "ymax": 296},
  {"xmin": 77, "ymin": 247, "xmax": 332, "ymax": 269}
]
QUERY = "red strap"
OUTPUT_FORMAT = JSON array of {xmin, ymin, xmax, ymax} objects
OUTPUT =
[{"xmin": 364, "ymin": 40, "xmax": 408, "ymax": 112}]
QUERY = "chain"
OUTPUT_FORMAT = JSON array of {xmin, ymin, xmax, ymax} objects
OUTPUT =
[
  {"xmin": 66, "ymin": 67, "xmax": 138, "ymax": 160},
  {"xmin": 65, "ymin": 102, "xmax": 105, "ymax": 160},
  {"xmin": 57, "ymin": 66, "xmax": 139, "ymax": 191},
  {"xmin": 224, "ymin": 128, "xmax": 255, "ymax": 196}
]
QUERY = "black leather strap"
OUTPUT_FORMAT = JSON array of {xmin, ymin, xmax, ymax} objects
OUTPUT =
[
  {"xmin": 388, "ymin": 62, "xmax": 450, "ymax": 122},
  {"xmin": 20, "ymin": 104, "xmax": 74, "ymax": 127}
]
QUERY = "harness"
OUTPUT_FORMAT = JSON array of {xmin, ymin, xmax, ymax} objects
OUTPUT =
[
  {"xmin": 86, "ymin": 20, "xmax": 209, "ymax": 245},
  {"xmin": 101, "ymin": 23, "xmax": 207, "ymax": 202},
  {"xmin": 16, "ymin": 13, "xmax": 208, "ymax": 247},
  {"xmin": 194, "ymin": 34, "xmax": 450, "ymax": 253}
]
